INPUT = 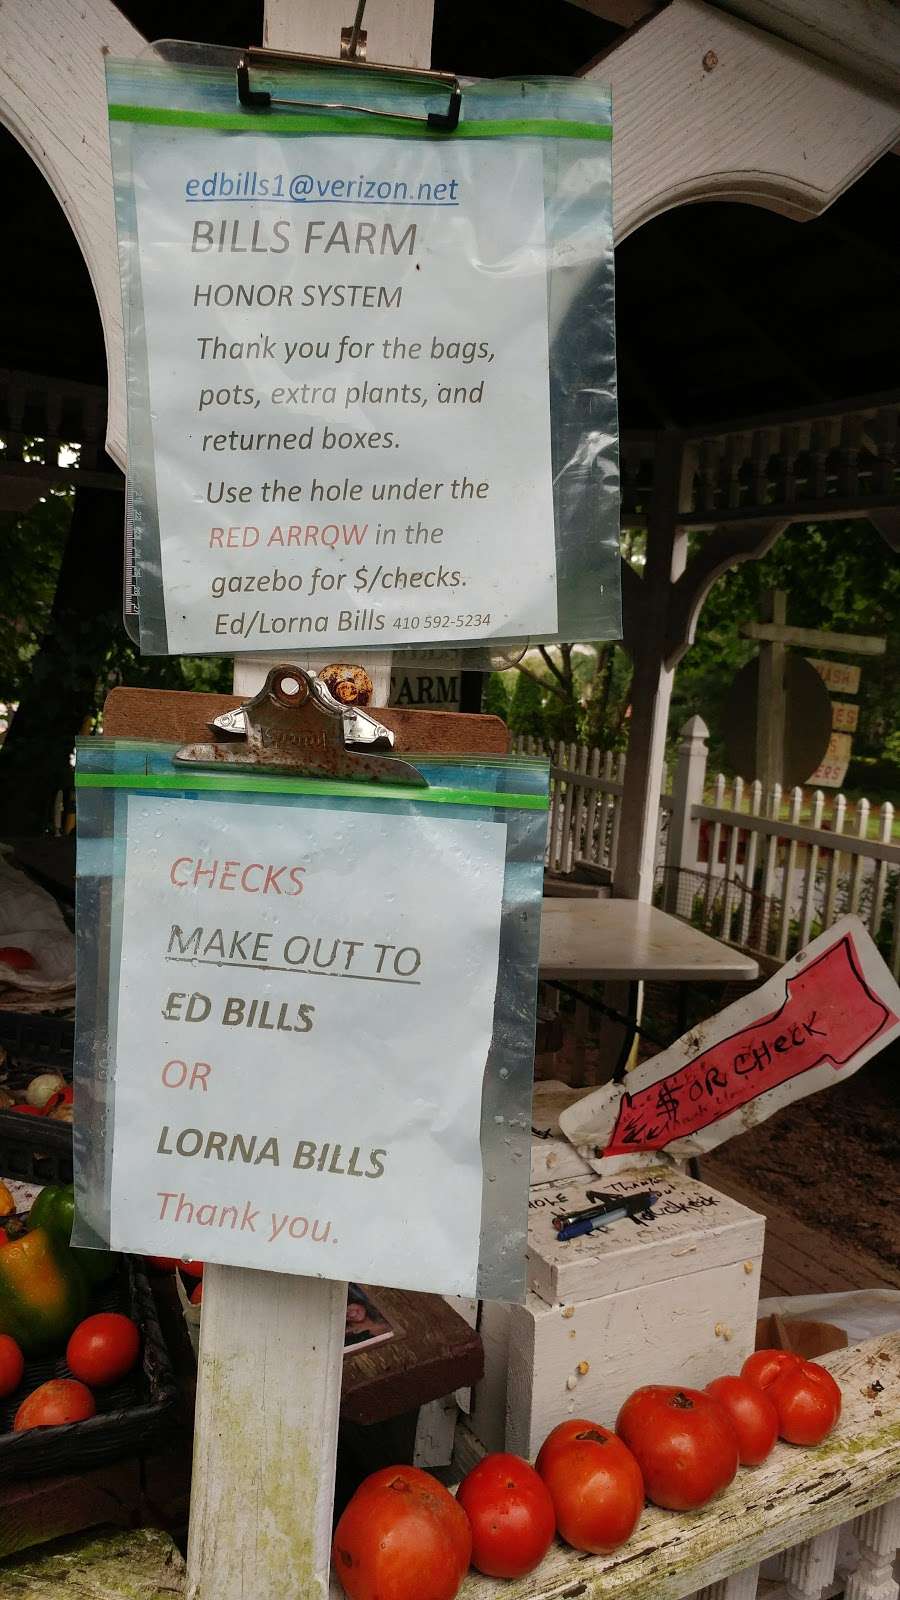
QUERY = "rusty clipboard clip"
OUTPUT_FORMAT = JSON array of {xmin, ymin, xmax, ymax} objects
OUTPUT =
[
  {"xmin": 235, "ymin": 46, "xmax": 462, "ymax": 134},
  {"xmin": 175, "ymin": 664, "xmax": 427, "ymax": 788}
]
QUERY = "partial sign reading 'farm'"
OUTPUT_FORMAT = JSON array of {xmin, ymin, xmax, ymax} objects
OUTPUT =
[{"xmin": 560, "ymin": 917, "xmax": 900, "ymax": 1175}]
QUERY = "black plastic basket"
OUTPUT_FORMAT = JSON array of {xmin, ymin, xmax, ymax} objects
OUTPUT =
[
  {"xmin": 0, "ymin": 1010, "xmax": 74, "ymax": 1183},
  {"xmin": 0, "ymin": 1012, "xmax": 75, "ymax": 1070},
  {"xmin": 0, "ymin": 1257, "xmax": 178, "ymax": 1480}
]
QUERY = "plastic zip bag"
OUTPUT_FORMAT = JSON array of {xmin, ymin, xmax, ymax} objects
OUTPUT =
[
  {"xmin": 73, "ymin": 741, "xmax": 548, "ymax": 1301},
  {"xmin": 106, "ymin": 44, "xmax": 620, "ymax": 655}
]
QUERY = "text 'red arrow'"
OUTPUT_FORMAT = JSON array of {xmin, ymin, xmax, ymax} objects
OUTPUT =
[{"xmin": 605, "ymin": 934, "xmax": 896, "ymax": 1157}]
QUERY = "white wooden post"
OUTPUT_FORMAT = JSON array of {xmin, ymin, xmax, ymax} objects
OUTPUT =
[
  {"xmin": 845, "ymin": 1498, "xmax": 900, "ymax": 1600},
  {"xmin": 187, "ymin": 7, "xmax": 435, "ymax": 1598},
  {"xmin": 663, "ymin": 715, "xmax": 709, "ymax": 912},
  {"xmin": 782, "ymin": 1525, "xmax": 841, "ymax": 1599},
  {"xmin": 614, "ymin": 431, "xmax": 689, "ymax": 902}
]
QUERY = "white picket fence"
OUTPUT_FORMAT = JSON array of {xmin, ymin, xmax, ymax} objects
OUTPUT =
[
  {"xmin": 513, "ymin": 734, "xmax": 666, "ymax": 877},
  {"xmin": 514, "ymin": 722, "xmax": 900, "ymax": 974}
]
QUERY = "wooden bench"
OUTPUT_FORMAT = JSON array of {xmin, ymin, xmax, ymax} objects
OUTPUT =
[
  {"xmin": 455, "ymin": 1332, "xmax": 900, "ymax": 1599},
  {"xmin": 0, "ymin": 1526, "xmax": 185, "ymax": 1597}
]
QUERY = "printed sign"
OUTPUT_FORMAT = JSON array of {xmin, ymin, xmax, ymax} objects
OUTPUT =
[
  {"xmin": 560, "ymin": 917, "xmax": 900, "ymax": 1176},
  {"xmin": 831, "ymin": 702, "xmax": 859, "ymax": 733},
  {"xmin": 810, "ymin": 730, "xmax": 853, "ymax": 788},
  {"xmin": 389, "ymin": 652, "xmax": 463, "ymax": 711},
  {"xmin": 127, "ymin": 130, "xmax": 557, "ymax": 653},
  {"xmin": 808, "ymin": 659, "xmax": 861, "ymax": 695},
  {"xmin": 107, "ymin": 796, "xmax": 506, "ymax": 1296}
]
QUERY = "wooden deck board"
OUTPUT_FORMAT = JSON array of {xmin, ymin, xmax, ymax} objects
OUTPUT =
[{"xmin": 704, "ymin": 1160, "xmax": 900, "ymax": 1301}]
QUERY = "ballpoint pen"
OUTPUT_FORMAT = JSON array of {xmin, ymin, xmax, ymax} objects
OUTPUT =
[{"xmin": 552, "ymin": 1191, "xmax": 659, "ymax": 1242}]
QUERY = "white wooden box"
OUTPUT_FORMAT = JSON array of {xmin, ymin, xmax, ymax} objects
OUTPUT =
[
  {"xmin": 530, "ymin": 1080, "xmax": 594, "ymax": 1186},
  {"xmin": 471, "ymin": 1168, "xmax": 764, "ymax": 1459}
]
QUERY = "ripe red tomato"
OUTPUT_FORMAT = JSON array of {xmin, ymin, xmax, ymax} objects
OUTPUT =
[
  {"xmin": 67, "ymin": 1313, "xmax": 140, "ymax": 1387},
  {"xmin": 332, "ymin": 1465, "xmax": 472, "ymax": 1600},
  {"xmin": 741, "ymin": 1349, "xmax": 801, "ymax": 1391},
  {"xmin": 190, "ymin": 1281, "xmax": 203, "ymax": 1305},
  {"xmin": 536, "ymin": 1420, "xmax": 644, "ymax": 1554},
  {"xmin": 767, "ymin": 1360, "xmax": 841, "ymax": 1446},
  {"xmin": 0, "ymin": 946, "xmax": 35, "ymax": 972},
  {"xmin": 0, "ymin": 1334, "xmax": 25, "ymax": 1398},
  {"xmin": 706, "ymin": 1375, "xmax": 778, "ymax": 1466},
  {"xmin": 617, "ymin": 1386, "xmax": 739, "ymax": 1510},
  {"xmin": 457, "ymin": 1451, "xmax": 555, "ymax": 1578},
  {"xmin": 14, "ymin": 1378, "xmax": 95, "ymax": 1430}
]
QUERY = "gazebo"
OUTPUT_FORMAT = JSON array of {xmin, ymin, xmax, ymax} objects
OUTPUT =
[{"xmin": 0, "ymin": 2, "xmax": 898, "ymax": 1596}]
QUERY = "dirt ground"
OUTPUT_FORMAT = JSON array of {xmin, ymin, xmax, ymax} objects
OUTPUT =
[
  {"xmin": 550, "ymin": 982, "xmax": 900, "ymax": 1277},
  {"xmin": 709, "ymin": 1052, "xmax": 900, "ymax": 1274}
]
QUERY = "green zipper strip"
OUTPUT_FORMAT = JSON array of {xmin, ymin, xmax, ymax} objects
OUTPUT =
[
  {"xmin": 75, "ymin": 770, "xmax": 548, "ymax": 811},
  {"xmin": 108, "ymin": 103, "xmax": 611, "ymax": 141}
]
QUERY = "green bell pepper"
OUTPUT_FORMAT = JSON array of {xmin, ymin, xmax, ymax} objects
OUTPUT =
[
  {"xmin": 0, "ymin": 1227, "xmax": 88, "ymax": 1355},
  {"xmin": 27, "ymin": 1183, "xmax": 119, "ymax": 1287}
]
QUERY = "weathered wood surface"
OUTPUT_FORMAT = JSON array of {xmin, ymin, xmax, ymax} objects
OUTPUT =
[
  {"xmin": 262, "ymin": 0, "xmax": 435, "ymax": 67},
  {"xmin": 102, "ymin": 686, "xmax": 508, "ymax": 755},
  {"xmin": 592, "ymin": 0, "xmax": 900, "ymax": 240},
  {"xmin": 0, "ymin": 1526, "xmax": 185, "ymax": 1598},
  {"xmin": 341, "ymin": 1287, "xmax": 483, "ymax": 1427},
  {"xmin": 0, "ymin": 1460, "xmax": 139, "ymax": 1563},
  {"xmin": 458, "ymin": 1333, "xmax": 900, "ymax": 1599},
  {"xmin": 713, "ymin": 0, "xmax": 900, "ymax": 95}
]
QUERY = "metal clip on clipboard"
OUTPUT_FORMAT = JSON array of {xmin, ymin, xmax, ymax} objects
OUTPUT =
[
  {"xmin": 235, "ymin": 46, "xmax": 462, "ymax": 133},
  {"xmin": 175, "ymin": 663, "xmax": 427, "ymax": 787}
]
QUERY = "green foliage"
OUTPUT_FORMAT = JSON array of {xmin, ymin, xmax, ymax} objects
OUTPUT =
[
  {"xmin": 482, "ymin": 672, "xmax": 510, "ymax": 721},
  {"xmin": 508, "ymin": 669, "xmax": 545, "ymax": 737},
  {"xmin": 0, "ymin": 491, "xmax": 71, "ymax": 702},
  {"xmin": 668, "ymin": 519, "xmax": 900, "ymax": 771},
  {"xmin": 0, "ymin": 488, "xmax": 233, "ymax": 725}
]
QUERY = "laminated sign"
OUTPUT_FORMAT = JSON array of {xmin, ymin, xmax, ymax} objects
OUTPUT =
[
  {"xmin": 561, "ymin": 917, "xmax": 900, "ymax": 1177},
  {"xmin": 73, "ymin": 725, "xmax": 547, "ymax": 1300},
  {"xmin": 106, "ymin": 45, "xmax": 620, "ymax": 654}
]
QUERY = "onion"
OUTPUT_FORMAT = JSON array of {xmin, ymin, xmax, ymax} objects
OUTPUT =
[{"xmin": 26, "ymin": 1071, "xmax": 66, "ymax": 1109}]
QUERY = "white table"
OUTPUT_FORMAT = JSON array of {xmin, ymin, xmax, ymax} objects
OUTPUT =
[
  {"xmin": 539, "ymin": 897, "xmax": 760, "ymax": 983},
  {"xmin": 538, "ymin": 899, "xmax": 758, "ymax": 1084}
]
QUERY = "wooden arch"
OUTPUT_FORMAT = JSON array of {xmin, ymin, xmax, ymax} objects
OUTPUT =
[
  {"xmin": 1, "ymin": 0, "xmax": 899, "ymax": 470},
  {"xmin": 590, "ymin": 0, "xmax": 900, "ymax": 244}
]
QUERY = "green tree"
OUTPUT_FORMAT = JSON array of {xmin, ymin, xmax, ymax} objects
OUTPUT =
[
  {"xmin": 0, "ymin": 483, "xmax": 233, "ymax": 832},
  {"xmin": 508, "ymin": 670, "xmax": 545, "ymax": 738},
  {"xmin": 669, "ymin": 519, "xmax": 900, "ymax": 772},
  {"xmin": 482, "ymin": 672, "xmax": 509, "ymax": 721}
]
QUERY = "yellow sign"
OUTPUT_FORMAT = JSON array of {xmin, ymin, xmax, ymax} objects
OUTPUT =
[
  {"xmin": 808, "ymin": 658, "xmax": 861, "ymax": 695},
  {"xmin": 809, "ymin": 731, "xmax": 853, "ymax": 788}
]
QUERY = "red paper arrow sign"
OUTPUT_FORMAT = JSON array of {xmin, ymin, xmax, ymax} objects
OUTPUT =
[{"xmin": 605, "ymin": 932, "xmax": 896, "ymax": 1158}]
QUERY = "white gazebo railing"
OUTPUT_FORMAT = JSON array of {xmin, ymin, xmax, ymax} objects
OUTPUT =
[
  {"xmin": 518, "ymin": 722, "xmax": 900, "ymax": 973},
  {"xmin": 620, "ymin": 392, "xmax": 900, "ymax": 531},
  {"xmin": 0, "ymin": 366, "xmax": 120, "ymax": 495}
]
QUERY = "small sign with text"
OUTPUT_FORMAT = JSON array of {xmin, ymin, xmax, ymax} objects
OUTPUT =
[{"xmin": 560, "ymin": 917, "xmax": 900, "ymax": 1175}]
